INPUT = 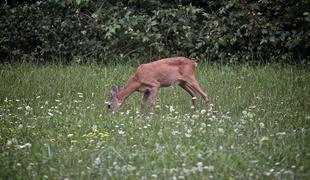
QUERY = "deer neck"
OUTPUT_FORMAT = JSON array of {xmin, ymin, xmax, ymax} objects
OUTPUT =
[{"xmin": 116, "ymin": 80, "xmax": 140, "ymax": 103}]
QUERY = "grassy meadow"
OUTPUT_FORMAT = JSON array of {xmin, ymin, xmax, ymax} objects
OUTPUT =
[{"xmin": 0, "ymin": 62, "xmax": 309, "ymax": 179}]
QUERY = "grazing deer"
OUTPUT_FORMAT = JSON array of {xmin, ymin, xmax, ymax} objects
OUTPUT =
[{"xmin": 106, "ymin": 57, "xmax": 209, "ymax": 114}]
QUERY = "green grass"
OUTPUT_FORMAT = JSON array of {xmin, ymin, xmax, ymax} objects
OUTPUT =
[{"xmin": 0, "ymin": 62, "xmax": 309, "ymax": 179}]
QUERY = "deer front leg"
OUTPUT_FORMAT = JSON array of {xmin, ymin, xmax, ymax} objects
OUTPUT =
[
  {"xmin": 140, "ymin": 91, "xmax": 150, "ymax": 114},
  {"xmin": 149, "ymin": 87, "xmax": 159, "ymax": 114},
  {"xmin": 185, "ymin": 77, "xmax": 209, "ymax": 103},
  {"xmin": 179, "ymin": 83, "xmax": 197, "ymax": 108}
]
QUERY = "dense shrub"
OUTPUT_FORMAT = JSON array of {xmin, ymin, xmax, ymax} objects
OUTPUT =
[{"xmin": 0, "ymin": 0, "xmax": 309, "ymax": 64}]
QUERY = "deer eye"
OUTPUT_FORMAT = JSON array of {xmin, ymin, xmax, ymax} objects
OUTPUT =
[{"xmin": 107, "ymin": 104, "xmax": 111, "ymax": 109}]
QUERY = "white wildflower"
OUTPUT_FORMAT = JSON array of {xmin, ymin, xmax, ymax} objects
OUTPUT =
[
  {"xmin": 25, "ymin": 105, "xmax": 32, "ymax": 111},
  {"xmin": 92, "ymin": 125, "xmax": 97, "ymax": 131},
  {"xmin": 172, "ymin": 130, "xmax": 180, "ymax": 136},
  {"xmin": 259, "ymin": 122, "xmax": 265, "ymax": 128},
  {"xmin": 7, "ymin": 138, "xmax": 18, "ymax": 146},
  {"xmin": 218, "ymin": 128, "xmax": 225, "ymax": 133},
  {"xmin": 192, "ymin": 114, "xmax": 199, "ymax": 119},
  {"xmin": 185, "ymin": 132, "xmax": 192, "ymax": 138},
  {"xmin": 47, "ymin": 112, "xmax": 54, "ymax": 117},
  {"xmin": 197, "ymin": 162, "xmax": 204, "ymax": 172},
  {"xmin": 67, "ymin": 134, "xmax": 74, "ymax": 138},
  {"xmin": 185, "ymin": 129, "xmax": 192, "ymax": 137},
  {"xmin": 18, "ymin": 124, "xmax": 23, "ymax": 129},
  {"xmin": 118, "ymin": 129, "xmax": 125, "ymax": 135},
  {"xmin": 206, "ymin": 165, "xmax": 215, "ymax": 172},
  {"xmin": 276, "ymin": 132, "xmax": 286, "ymax": 136},
  {"xmin": 19, "ymin": 143, "xmax": 32, "ymax": 149},
  {"xmin": 264, "ymin": 171, "xmax": 271, "ymax": 176},
  {"xmin": 92, "ymin": 156, "xmax": 101, "ymax": 168},
  {"xmin": 6, "ymin": 140, "xmax": 12, "ymax": 146},
  {"xmin": 169, "ymin": 106, "xmax": 175, "ymax": 112},
  {"xmin": 200, "ymin": 109, "xmax": 207, "ymax": 114}
]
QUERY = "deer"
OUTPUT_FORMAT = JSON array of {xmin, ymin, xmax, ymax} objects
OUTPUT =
[{"xmin": 105, "ymin": 56, "xmax": 209, "ymax": 114}]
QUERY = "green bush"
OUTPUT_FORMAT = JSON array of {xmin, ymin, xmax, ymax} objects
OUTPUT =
[{"xmin": 0, "ymin": 0, "xmax": 309, "ymax": 64}]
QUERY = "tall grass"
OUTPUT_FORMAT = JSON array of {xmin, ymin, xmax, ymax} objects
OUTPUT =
[{"xmin": 0, "ymin": 62, "xmax": 309, "ymax": 179}]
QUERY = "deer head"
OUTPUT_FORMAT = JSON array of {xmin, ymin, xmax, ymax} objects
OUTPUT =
[{"xmin": 106, "ymin": 85, "xmax": 122, "ymax": 112}]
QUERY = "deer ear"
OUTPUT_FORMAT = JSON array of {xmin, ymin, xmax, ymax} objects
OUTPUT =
[{"xmin": 111, "ymin": 85, "xmax": 119, "ymax": 96}]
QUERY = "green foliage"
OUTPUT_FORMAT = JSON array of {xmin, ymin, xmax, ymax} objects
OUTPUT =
[{"xmin": 0, "ymin": 0, "xmax": 309, "ymax": 64}]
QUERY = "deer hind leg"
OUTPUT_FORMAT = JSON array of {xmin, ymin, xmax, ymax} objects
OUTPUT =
[
  {"xmin": 179, "ymin": 83, "xmax": 197, "ymax": 108},
  {"xmin": 140, "ymin": 91, "xmax": 150, "ymax": 114},
  {"xmin": 185, "ymin": 77, "xmax": 209, "ymax": 103}
]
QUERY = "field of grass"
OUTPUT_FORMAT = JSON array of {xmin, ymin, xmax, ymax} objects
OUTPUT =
[{"xmin": 0, "ymin": 62, "xmax": 309, "ymax": 179}]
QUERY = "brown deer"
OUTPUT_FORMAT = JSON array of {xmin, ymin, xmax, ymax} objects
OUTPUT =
[{"xmin": 106, "ymin": 57, "xmax": 209, "ymax": 114}]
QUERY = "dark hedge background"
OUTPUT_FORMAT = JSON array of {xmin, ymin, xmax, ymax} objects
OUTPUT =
[{"xmin": 1, "ymin": 0, "xmax": 309, "ymax": 64}]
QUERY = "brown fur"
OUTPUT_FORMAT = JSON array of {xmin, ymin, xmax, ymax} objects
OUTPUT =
[{"xmin": 107, "ymin": 56, "xmax": 209, "ymax": 113}]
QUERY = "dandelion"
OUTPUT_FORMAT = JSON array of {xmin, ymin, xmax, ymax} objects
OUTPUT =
[{"xmin": 259, "ymin": 122, "xmax": 265, "ymax": 128}]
